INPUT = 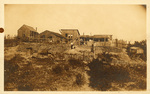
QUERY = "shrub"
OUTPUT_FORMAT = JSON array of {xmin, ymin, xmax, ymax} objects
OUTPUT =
[
  {"xmin": 75, "ymin": 73, "xmax": 85, "ymax": 86},
  {"xmin": 52, "ymin": 65, "xmax": 63, "ymax": 75},
  {"xmin": 88, "ymin": 58, "xmax": 131, "ymax": 91},
  {"xmin": 68, "ymin": 58, "xmax": 85, "ymax": 69}
]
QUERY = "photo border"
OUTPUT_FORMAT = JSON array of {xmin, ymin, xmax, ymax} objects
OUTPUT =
[{"xmin": 0, "ymin": 0, "xmax": 150, "ymax": 94}]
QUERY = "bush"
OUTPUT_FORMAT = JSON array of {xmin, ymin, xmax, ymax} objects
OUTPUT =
[
  {"xmin": 68, "ymin": 58, "xmax": 85, "ymax": 69},
  {"xmin": 75, "ymin": 73, "xmax": 85, "ymax": 86},
  {"xmin": 88, "ymin": 58, "xmax": 131, "ymax": 91},
  {"xmin": 5, "ymin": 39, "xmax": 19, "ymax": 47},
  {"xmin": 52, "ymin": 65, "xmax": 63, "ymax": 75}
]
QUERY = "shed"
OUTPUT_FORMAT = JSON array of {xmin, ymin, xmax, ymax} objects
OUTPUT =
[{"xmin": 130, "ymin": 47, "xmax": 144, "ymax": 54}]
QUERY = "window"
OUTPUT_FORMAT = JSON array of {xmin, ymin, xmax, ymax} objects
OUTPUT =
[
  {"xmin": 100, "ymin": 38, "xmax": 104, "ymax": 42},
  {"xmin": 30, "ymin": 31, "xmax": 32, "ymax": 36},
  {"xmin": 48, "ymin": 36, "xmax": 52, "ymax": 39},
  {"xmin": 30, "ymin": 31, "xmax": 33, "ymax": 36},
  {"xmin": 106, "ymin": 38, "xmax": 108, "ymax": 41},
  {"xmin": 85, "ymin": 38, "xmax": 89, "ymax": 41},
  {"xmin": 34, "ymin": 32, "xmax": 37, "ymax": 36},
  {"xmin": 94, "ymin": 38, "xmax": 98, "ymax": 42},
  {"xmin": 65, "ymin": 33, "xmax": 68, "ymax": 37},
  {"xmin": 23, "ymin": 34, "xmax": 25, "ymax": 37},
  {"xmin": 41, "ymin": 35, "xmax": 45, "ymax": 38}
]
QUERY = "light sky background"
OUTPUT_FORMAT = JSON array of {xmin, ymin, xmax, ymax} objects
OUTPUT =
[{"xmin": 4, "ymin": 4, "xmax": 146, "ymax": 42}]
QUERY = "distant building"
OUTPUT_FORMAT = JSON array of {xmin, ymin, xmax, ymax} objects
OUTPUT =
[
  {"xmin": 80, "ymin": 35, "xmax": 112, "ymax": 46},
  {"xmin": 60, "ymin": 29, "xmax": 80, "ymax": 43},
  {"xmin": 18, "ymin": 24, "xmax": 39, "ymax": 40},
  {"xmin": 39, "ymin": 30, "xmax": 66, "ymax": 43}
]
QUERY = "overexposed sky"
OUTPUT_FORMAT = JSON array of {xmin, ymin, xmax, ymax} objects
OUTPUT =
[{"xmin": 4, "ymin": 4, "xmax": 146, "ymax": 42}]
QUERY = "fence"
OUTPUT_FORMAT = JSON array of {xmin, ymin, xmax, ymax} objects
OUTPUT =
[
  {"xmin": 63, "ymin": 52, "xmax": 94, "ymax": 62},
  {"xmin": 112, "ymin": 39, "xmax": 128, "ymax": 48}
]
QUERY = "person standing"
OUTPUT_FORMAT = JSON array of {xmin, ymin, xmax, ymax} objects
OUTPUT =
[
  {"xmin": 71, "ymin": 42, "xmax": 74, "ymax": 49},
  {"xmin": 91, "ymin": 43, "xmax": 96, "ymax": 59},
  {"xmin": 91, "ymin": 44, "xmax": 94, "ymax": 53}
]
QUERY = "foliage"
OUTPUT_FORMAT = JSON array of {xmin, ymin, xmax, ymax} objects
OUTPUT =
[
  {"xmin": 4, "ymin": 55, "xmax": 87, "ymax": 91},
  {"xmin": 87, "ymin": 54, "xmax": 146, "ymax": 91}
]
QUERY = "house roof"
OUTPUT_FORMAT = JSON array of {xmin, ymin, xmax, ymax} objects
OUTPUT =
[
  {"xmin": 18, "ymin": 24, "xmax": 38, "ymax": 33},
  {"xmin": 93, "ymin": 35, "xmax": 112, "ymax": 38},
  {"xmin": 40, "ymin": 30, "xmax": 66, "ymax": 38},
  {"xmin": 80, "ymin": 35, "xmax": 112, "ymax": 38},
  {"xmin": 59, "ymin": 29, "xmax": 80, "ymax": 35},
  {"xmin": 80, "ymin": 35, "xmax": 92, "ymax": 38}
]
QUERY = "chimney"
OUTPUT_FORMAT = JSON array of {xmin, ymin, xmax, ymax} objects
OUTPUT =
[{"xmin": 35, "ymin": 27, "xmax": 37, "ymax": 31}]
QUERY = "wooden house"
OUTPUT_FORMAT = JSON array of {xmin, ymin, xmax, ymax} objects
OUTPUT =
[
  {"xmin": 39, "ymin": 30, "xmax": 66, "ymax": 43},
  {"xmin": 18, "ymin": 24, "xmax": 39, "ymax": 40},
  {"xmin": 60, "ymin": 29, "xmax": 80, "ymax": 43},
  {"xmin": 80, "ymin": 35, "xmax": 112, "ymax": 46}
]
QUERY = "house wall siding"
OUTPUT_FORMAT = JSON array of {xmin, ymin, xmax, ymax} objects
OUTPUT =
[
  {"xmin": 39, "ymin": 31, "xmax": 63, "ymax": 42},
  {"xmin": 18, "ymin": 26, "xmax": 38, "ymax": 39},
  {"xmin": 61, "ymin": 30, "xmax": 80, "ymax": 40}
]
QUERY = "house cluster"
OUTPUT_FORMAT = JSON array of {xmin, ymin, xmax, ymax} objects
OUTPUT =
[{"xmin": 17, "ymin": 24, "xmax": 127, "ymax": 48}]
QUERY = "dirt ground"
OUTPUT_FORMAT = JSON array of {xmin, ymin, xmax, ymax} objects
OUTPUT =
[{"xmin": 4, "ymin": 43, "xmax": 146, "ymax": 91}]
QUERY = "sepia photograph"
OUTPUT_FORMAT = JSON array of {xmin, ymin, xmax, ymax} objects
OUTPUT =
[{"xmin": 4, "ymin": 4, "xmax": 147, "ymax": 91}]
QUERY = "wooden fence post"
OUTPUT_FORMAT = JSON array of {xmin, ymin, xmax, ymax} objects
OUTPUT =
[{"xmin": 116, "ymin": 39, "xmax": 118, "ymax": 47}]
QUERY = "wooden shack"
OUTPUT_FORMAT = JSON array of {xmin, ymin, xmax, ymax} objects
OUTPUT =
[{"xmin": 130, "ymin": 47, "xmax": 144, "ymax": 54}]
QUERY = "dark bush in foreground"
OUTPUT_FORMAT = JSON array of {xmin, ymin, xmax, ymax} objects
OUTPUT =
[{"xmin": 87, "ymin": 58, "xmax": 146, "ymax": 91}]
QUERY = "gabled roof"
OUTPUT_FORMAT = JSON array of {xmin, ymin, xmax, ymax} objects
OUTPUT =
[
  {"xmin": 18, "ymin": 24, "xmax": 37, "ymax": 32},
  {"xmin": 40, "ymin": 30, "xmax": 66, "ymax": 38},
  {"xmin": 60, "ymin": 29, "xmax": 80, "ymax": 35}
]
